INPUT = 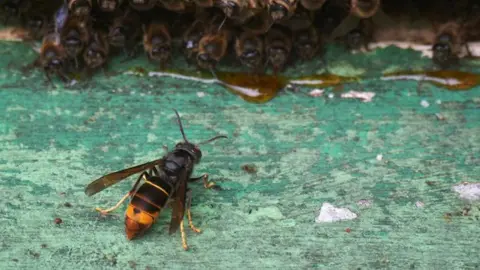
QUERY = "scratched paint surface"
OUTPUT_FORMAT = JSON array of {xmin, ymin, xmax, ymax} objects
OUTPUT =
[{"xmin": 0, "ymin": 40, "xmax": 479, "ymax": 270}]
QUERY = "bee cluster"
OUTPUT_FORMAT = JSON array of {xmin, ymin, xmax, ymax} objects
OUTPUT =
[{"xmin": 1, "ymin": 0, "xmax": 480, "ymax": 83}]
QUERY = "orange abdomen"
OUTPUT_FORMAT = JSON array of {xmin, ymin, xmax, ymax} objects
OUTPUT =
[{"xmin": 124, "ymin": 178, "xmax": 173, "ymax": 240}]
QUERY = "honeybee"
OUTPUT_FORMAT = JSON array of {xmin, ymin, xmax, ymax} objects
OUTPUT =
[
  {"xmin": 25, "ymin": 0, "xmax": 70, "ymax": 83},
  {"xmin": 68, "ymin": 0, "xmax": 93, "ymax": 17},
  {"xmin": 279, "ymin": 4, "xmax": 314, "ymax": 32},
  {"xmin": 60, "ymin": 16, "xmax": 91, "ymax": 68},
  {"xmin": 215, "ymin": 0, "xmax": 247, "ymax": 18},
  {"xmin": 300, "ymin": 0, "xmax": 326, "ymax": 10},
  {"xmin": 83, "ymin": 30, "xmax": 110, "ymax": 73},
  {"xmin": 196, "ymin": 16, "xmax": 232, "ymax": 70},
  {"xmin": 241, "ymin": 9, "xmax": 273, "ymax": 35},
  {"xmin": 265, "ymin": 24, "xmax": 292, "ymax": 73},
  {"xmin": 97, "ymin": 0, "xmax": 124, "ymax": 12},
  {"xmin": 349, "ymin": 0, "xmax": 381, "ymax": 19},
  {"xmin": 235, "ymin": 31, "xmax": 264, "ymax": 72},
  {"xmin": 128, "ymin": 0, "xmax": 156, "ymax": 11},
  {"xmin": 432, "ymin": 34, "xmax": 458, "ymax": 68},
  {"xmin": 293, "ymin": 26, "xmax": 321, "ymax": 60},
  {"xmin": 183, "ymin": 20, "xmax": 207, "ymax": 64},
  {"xmin": 267, "ymin": 0, "xmax": 298, "ymax": 23},
  {"xmin": 36, "ymin": 32, "xmax": 70, "ymax": 83},
  {"xmin": 108, "ymin": 8, "xmax": 142, "ymax": 58},
  {"xmin": 432, "ymin": 21, "xmax": 470, "ymax": 69},
  {"xmin": 314, "ymin": 1, "xmax": 349, "ymax": 38},
  {"xmin": 330, "ymin": 0, "xmax": 392, "ymax": 41},
  {"xmin": 143, "ymin": 21, "xmax": 172, "ymax": 69},
  {"xmin": 216, "ymin": 0, "xmax": 263, "ymax": 24},
  {"xmin": 344, "ymin": 18, "xmax": 373, "ymax": 51}
]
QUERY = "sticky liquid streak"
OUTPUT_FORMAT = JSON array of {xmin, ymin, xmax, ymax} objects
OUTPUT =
[
  {"xmin": 381, "ymin": 74, "xmax": 461, "ymax": 85},
  {"xmin": 381, "ymin": 71, "xmax": 480, "ymax": 90},
  {"xmin": 143, "ymin": 70, "xmax": 478, "ymax": 103},
  {"xmin": 149, "ymin": 71, "xmax": 270, "ymax": 100},
  {"xmin": 149, "ymin": 71, "xmax": 287, "ymax": 103}
]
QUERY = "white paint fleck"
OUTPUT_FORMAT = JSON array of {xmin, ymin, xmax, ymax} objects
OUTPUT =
[
  {"xmin": 420, "ymin": 100, "xmax": 430, "ymax": 108},
  {"xmin": 309, "ymin": 89, "xmax": 324, "ymax": 97},
  {"xmin": 100, "ymin": 146, "xmax": 109, "ymax": 153},
  {"xmin": 328, "ymin": 93, "xmax": 335, "ymax": 99},
  {"xmin": 197, "ymin": 92, "xmax": 206, "ymax": 98},
  {"xmin": 147, "ymin": 133, "xmax": 157, "ymax": 143},
  {"xmin": 376, "ymin": 154, "xmax": 383, "ymax": 161},
  {"xmin": 436, "ymin": 100, "xmax": 442, "ymax": 105},
  {"xmin": 452, "ymin": 182, "xmax": 480, "ymax": 202},
  {"xmin": 341, "ymin": 91, "xmax": 375, "ymax": 102},
  {"xmin": 315, "ymin": 203, "xmax": 358, "ymax": 223},
  {"xmin": 415, "ymin": 201, "xmax": 425, "ymax": 208}
]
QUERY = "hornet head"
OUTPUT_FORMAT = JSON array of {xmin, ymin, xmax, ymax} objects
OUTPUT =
[{"xmin": 172, "ymin": 109, "xmax": 227, "ymax": 164}]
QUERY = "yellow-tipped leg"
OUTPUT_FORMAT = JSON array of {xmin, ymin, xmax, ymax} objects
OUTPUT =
[
  {"xmin": 187, "ymin": 208, "xmax": 202, "ymax": 233},
  {"xmin": 180, "ymin": 220, "xmax": 188, "ymax": 251},
  {"xmin": 95, "ymin": 192, "xmax": 130, "ymax": 215},
  {"xmin": 202, "ymin": 174, "xmax": 216, "ymax": 189}
]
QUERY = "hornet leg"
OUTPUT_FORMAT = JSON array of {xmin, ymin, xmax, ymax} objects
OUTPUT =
[
  {"xmin": 186, "ymin": 188, "xmax": 201, "ymax": 233},
  {"xmin": 95, "ymin": 172, "xmax": 146, "ymax": 215},
  {"xmin": 179, "ymin": 189, "xmax": 202, "ymax": 251},
  {"xmin": 188, "ymin": 173, "xmax": 216, "ymax": 189},
  {"xmin": 180, "ymin": 220, "xmax": 188, "ymax": 251}
]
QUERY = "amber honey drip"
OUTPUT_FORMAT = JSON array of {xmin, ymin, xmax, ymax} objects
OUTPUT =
[
  {"xmin": 137, "ymin": 68, "xmax": 479, "ymax": 103},
  {"xmin": 215, "ymin": 72, "xmax": 288, "ymax": 103},
  {"xmin": 381, "ymin": 70, "xmax": 480, "ymax": 90}
]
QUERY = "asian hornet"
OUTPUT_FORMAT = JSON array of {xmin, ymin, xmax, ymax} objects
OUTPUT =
[{"xmin": 84, "ymin": 110, "xmax": 227, "ymax": 250}]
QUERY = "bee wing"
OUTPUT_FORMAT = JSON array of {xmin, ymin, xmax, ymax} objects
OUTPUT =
[
  {"xmin": 168, "ymin": 168, "xmax": 188, "ymax": 234},
  {"xmin": 84, "ymin": 158, "xmax": 165, "ymax": 196},
  {"xmin": 54, "ymin": 0, "xmax": 69, "ymax": 33}
]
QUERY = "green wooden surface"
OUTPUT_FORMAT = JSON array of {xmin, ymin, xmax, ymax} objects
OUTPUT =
[{"xmin": 0, "ymin": 40, "xmax": 479, "ymax": 270}]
